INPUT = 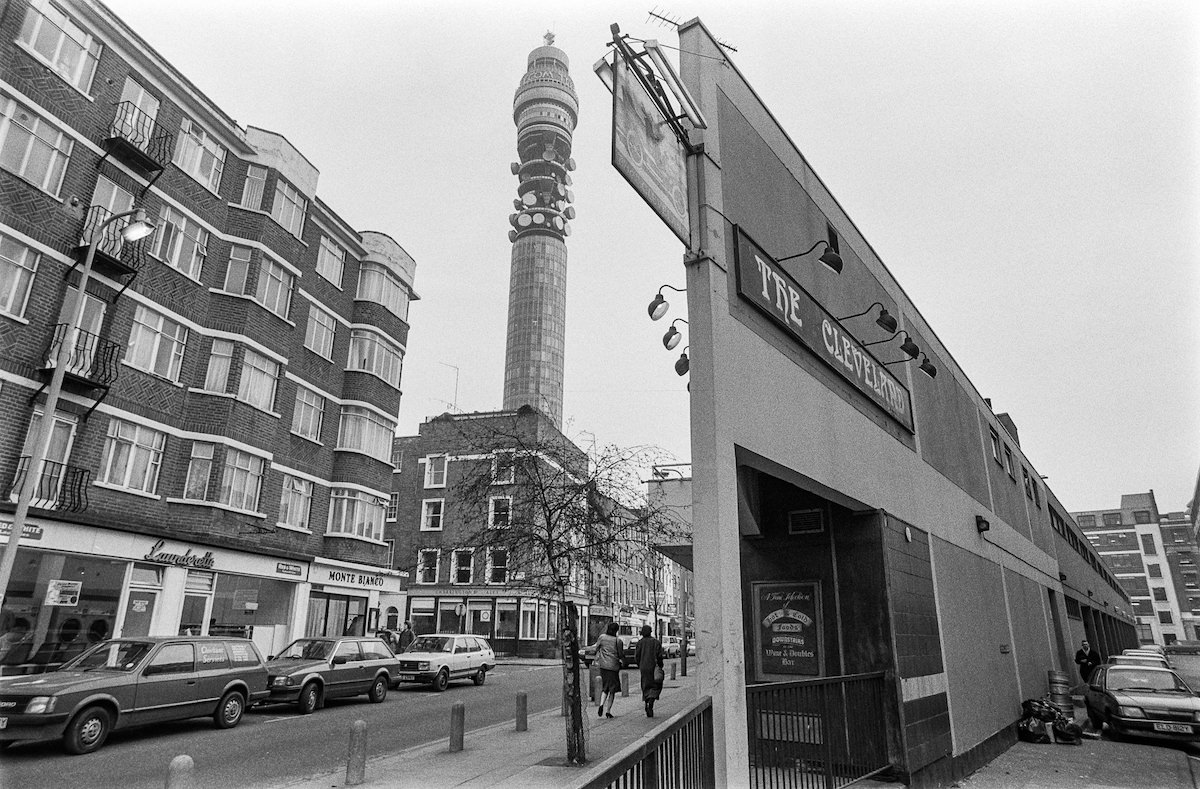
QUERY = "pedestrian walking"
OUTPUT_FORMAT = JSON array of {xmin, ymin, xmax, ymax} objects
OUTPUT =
[
  {"xmin": 397, "ymin": 620, "xmax": 415, "ymax": 652},
  {"xmin": 1074, "ymin": 639, "xmax": 1101, "ymax": 683},
  {"xmin": 634, "ymin": 625, "xmax": 665, "ymax": 717},
  {"xmin": 584, "ymin": 622, "xmax": 624, "ymax": 718}
]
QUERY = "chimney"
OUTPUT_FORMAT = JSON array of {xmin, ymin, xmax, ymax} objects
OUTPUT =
[{"xmin": 997, "ymin": 413, "xmax": 1020, "ymax": 447}]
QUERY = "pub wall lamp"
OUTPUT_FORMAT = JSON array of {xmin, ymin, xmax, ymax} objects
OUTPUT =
[
  {"xmin": 883, "ymin": 351, "xmax": 937, "ymax": 379},
  {"xmin": 648, "ymin": 284, "xmax": 686, "ymax": 321},
  {"xmin": 663, "ymin": 318, "xmax": 688, "ymax": 350},
  {"xmin": 836, "ymin": 301, "xmax": 897, "ymax": 334},
  {"xmin": 865, "ymin": 330, "xmax": 920, "ymax": 360},
  {"xmin": 674, "ymin": 346, "xmax": 690, "ymax": 376},
  {"xmin": 975, "ymin": 515, "xmax": 990, "ymax": 533},
  {"xmin": 776, "ymin": 239, "xmax": 843, "ymax": 274}
]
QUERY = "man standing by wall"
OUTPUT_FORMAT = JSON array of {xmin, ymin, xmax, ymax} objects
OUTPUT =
[{"xmin": 1074, "ymin": 639, "xmax": 1101, "ymax": 682}]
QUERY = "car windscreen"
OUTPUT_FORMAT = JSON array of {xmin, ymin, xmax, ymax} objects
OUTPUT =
[
  {"xmin": 276, "ymin": 639, "xmax": 334, "ymax": 660},
  {"xmin": 409, "ymin": 636, "xmax": 451, "ymax": 653},
  {"xmin": 1107, "ymin": 668, "xmax": 1189, "ymax": 692},
  {"xmin": 62, "ymin": 640, "xmax": 154, "ymax": 672}
]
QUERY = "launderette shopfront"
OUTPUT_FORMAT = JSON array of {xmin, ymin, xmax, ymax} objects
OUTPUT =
[
  {"xmin": 306, "ymin": 558, "xmax": 404, "ymax": 639},
  {"xmin": 0, "ymin": 516, "xmax": 309, "ymax": 673}
]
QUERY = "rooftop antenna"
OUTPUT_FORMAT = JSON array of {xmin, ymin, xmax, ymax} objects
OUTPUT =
[{"xmin": 646, "ymin": 6, "xmax": 738, "ymax": 51}]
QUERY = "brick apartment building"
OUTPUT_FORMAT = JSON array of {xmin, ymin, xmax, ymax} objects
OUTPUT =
[{"xmin": 0, "ymin": 0, "xmax": 413, "ymax": 669}]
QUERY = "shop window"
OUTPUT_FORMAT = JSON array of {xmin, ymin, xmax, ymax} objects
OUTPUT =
[
  {"xmin": 210, "ymin": 574, "xmax": 293, "ymax": 641},
  {"xmin": 520, "ymin": 600, "xmax": 537, "ymax": 639},
  {"xmin": 409, "ymin": 598, "xmax": 435, "ymax": 635}
]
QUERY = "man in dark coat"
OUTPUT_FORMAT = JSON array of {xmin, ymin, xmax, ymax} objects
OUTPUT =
[
  {"xmin": 1074, "ymin": 639, "xmax": 1101, "ymax": 682},
  {"xmin": 397, "ymin": 621, "xmax": 415, "ymax": 652},
  {"xmin": 634, "ymin": 625, "xmax": 665, "ymax": 718}
]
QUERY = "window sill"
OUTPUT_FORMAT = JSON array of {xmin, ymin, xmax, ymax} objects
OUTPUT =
[
  {"xmin": 93, "ymin": 480, "xmax": 162, "ymax": 500},
  {"xmin": 0, "ymin": 165, "xmax": 67, "ymax": 202},
  {"xmin": 345, "ymin": 367, "xmax": 401, "ymax": 391},
  {"xmin": 147, "ymin": 253, "xmax": 204, "ymax": 285},
  {"xmin": 323, "ymin": 531, "xmax": 386, "ymax": 546},
  {"xmin": 234, "ymin": 399, "xmax": 282, "ymax": 419},
  {"xmin": 289, "ymin": 430, "xmax": 323, "ymax": 446},
  {"xmin": 15, "ymin": 41, "xmax": 97, "ymax": 102},
  {"xmin": 166, "ymin": 496, "xmax": 267, "ymax": 519},
  {"xmin": 169, "ymin": 163, "xmax": 224, "ymax": 200},
  {"xmin": 207, "ymin": 288, "xmax": 296, "ymax": 326},
  {"xmin": 120, "ymin": 360, "xmax": 186, "ymax": 386},
  {"xmin": 276, "ymin": 522, "xmax": 312, "ymax": 534},
  {"xmin": 314, "ymin": 270, "xmax": 345, "ymax": 291},
  {"xmin": 333, "ymin": 446, "xmax": 392, "ymax": 465},
  {"xmin": 419, "ymin": 527, "xmax": 444, "ymax": 532},
  {"xmin": 227, "ymin": 202, "xmax": 271, "ymax": 216},
  {"xmin": 188, "ymin": 387, "xmax": 237, "ymax": 399},
  {"xmin": 303, "ymin": 344, "xmax": 335, "ymax": 363},
  {"xmin": 0, "ymin": 310, "xmax": 30, "ymax": 326}
]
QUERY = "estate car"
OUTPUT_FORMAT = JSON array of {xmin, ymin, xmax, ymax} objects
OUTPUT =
[
  {"xmin": 1084, "ymin": 664, "xmax": 1200, "ymax": 743},
  {"xmin": 395, "ymin": 634, "xmax": 494, "ymax": 691},
  {"xmin": 264, "ymin": 637, "xmax": 402, "ymax": 714}
]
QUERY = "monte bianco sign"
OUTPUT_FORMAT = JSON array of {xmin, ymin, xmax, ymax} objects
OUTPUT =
[{"xmin": 734, "ymin": 227, "xmax": 914, "ymax": 432}]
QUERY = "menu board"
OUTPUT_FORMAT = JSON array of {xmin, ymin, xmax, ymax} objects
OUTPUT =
[{"xmin": 752, "ymin": 581, "xmax": 822, "ymax": 680}]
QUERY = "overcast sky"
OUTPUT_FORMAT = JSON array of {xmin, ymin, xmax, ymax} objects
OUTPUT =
[{"xmin": 104, "ymin": 0, "xmax": 1199, "ymax": 513}]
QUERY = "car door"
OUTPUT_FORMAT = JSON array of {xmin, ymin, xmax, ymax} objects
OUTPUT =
[
  {"xmin": 327, "ymin": 640, "xmax": 365, "ymax": 698},
  {"xmin": 358, "ymin": 638, "xmax": 396, "ymax": 683},
  {"xmin": 194, "ymin": 641, "xmax": 233, "ymax": 711},
  {"xmin": 134, "ymin": 643, "xmax": 201, "ymax": 724},
  {"xmin": 1084, "ymin": 667, "xmax": 1107, "ymax": 717},
  {"xmin": 451, "ymin": 637, "xmax": 473, "ymax": 678}
]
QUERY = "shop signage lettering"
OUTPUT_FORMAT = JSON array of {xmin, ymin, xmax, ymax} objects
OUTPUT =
[
  {"xmin": 144, "ymin": 539, "xmax": 216, "ymax": 569},
  {"xmin": 276, "ymin": 562, "xmax": 302, "ymax": 577},
  {"xmin": 734, "ymin": 227, "xmax": 915, "ymax": 432},
  {"xmin": 0, "ymin": 522, "xmax": 44, "ymax": 540},
  {"xmin": 326, "ymin": 569, "xmax": 385, "ymax": 587},
  {"xmin": 752, "ymin": 581, "xmax": 822, "ymax": 679}
]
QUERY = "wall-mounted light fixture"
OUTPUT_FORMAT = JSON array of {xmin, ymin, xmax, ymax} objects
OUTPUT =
[
  {"xmin": 662, "ymin": 318, "xmax": 688, "ymax": 350},
  {"xmin": 775, "ymin": 239, "xmax": 843, "ymax": 274},
  {"xmin": 1059, "ymin": 572, "xmax": 1067, "ymax": 582},
  {"xmin": 975, "ymin": 515, "xmax": 990, "ymax": 533},
  {"xmin": 836, "ymin": 301, "xmax": 897, "ymax": 333},
  {"xmin": 647, "ymin": 284, "xmax": 686, "ymax": 320},
  {"xmin": 917, "ymin": 354, "xmax": 938, "ymax": 379},
  {"xmin": 863, "ymin": 330, "xmax": 920, "ymax": 360},
  {"xmin": 674, "ymin": 346, "xmax": 690, "ymax": 376}
]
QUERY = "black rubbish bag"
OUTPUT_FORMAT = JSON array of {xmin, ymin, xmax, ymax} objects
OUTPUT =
[{"xmin": 1017, "ymin": 716, "xmax": 1051, "ymax": 743}]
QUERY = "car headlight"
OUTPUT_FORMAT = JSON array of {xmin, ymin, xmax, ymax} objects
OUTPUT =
[
  {"xmin": 25, "ymin": 696, "xmax": 56, "ymax": 714},
  {"xmin": 1117, "ymin": 706, "xmax": 1145, "ymax": 718},
  {"xmin": 271, "ymin": 676, "xmax": 295, "ymax": 687},
  {"xmin": 418, "ymin": 661, "xmax": 430, "ymax": 671}
]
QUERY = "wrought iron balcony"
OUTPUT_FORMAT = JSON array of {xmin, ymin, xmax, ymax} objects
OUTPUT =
[
  {"xmin": 74, "ymin": 205, "xmax": 149, "ymax": 279},
  {"xmin": 8, "ymin": 456, "xmax": 91, "ymax": 513},
  {"xmin": 40, "ymin": 323, "xmax": 122, "ymax": 388},
  {"xmin": 102, "ymin": 101, "xmax": 174, "ymax": 175}
]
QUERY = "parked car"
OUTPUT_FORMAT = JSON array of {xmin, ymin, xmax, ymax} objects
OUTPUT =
[
  {"xmin": 0, "ymin": 636, "xmax": 269, "ymax": 754},
  {"xmin": 1084, "ymin": 665, "xmax": 1200, "ymax": 743},
  {"xmin": 265, "ymin": 636, "xmax": 401, "ymax": 714},
  {"xmin": 1165, "ymin": 643, "xmax": 1200, "ymax": 690},
  {"xmin": 395, "ymin": 634, "xmax": 495, "ymax": 691},
  {"xmin": 686, "ymin": 640, "xmax": 697, "ymax": 657},
  {"xmin": 1110, "ymin": 654, "xmax": 1170, "ymax": 670},
  {"xmin": 662, "ymin": 636, "xmax": 681, "ymax": 658}
]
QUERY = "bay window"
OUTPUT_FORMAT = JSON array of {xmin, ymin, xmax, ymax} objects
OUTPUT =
[
  {"xmin": 347, "ymin": 328, "xmax": 403, "ymax": 386},
  {"xmin": 337, "ymin": 405, "xmax": 395, "ymax": 463},
  {"xmin": 278, "ymin": 475, "xmax": 313, "ymax": 530},
  {"xmin": 356, "ymin": 261, "xmax": 409, "ymax": 320},
  {"xmin": 126, "ymin": 304, "xmax": 188, "ymax": 381},
  {"xmin": 174, "ymin": 116, "xmax": 225, "ymax": 191},
  {"xmin": 218, "ymin": 448, "xmax": 265, "ymax": 512},
  {"xmin": 328, "ymin": 488, "xmax": 385, "ymax": 541},
  {"xmin": 98, "ymin": 418, "xmax": 165, "ymax": 494},
  {"xmin": 237, "ymin": 349, "xmax": 278, "ymax": 411},
  {"xmin": 18, "ymin": 1, "xmax": 102, "ymax": 93}
]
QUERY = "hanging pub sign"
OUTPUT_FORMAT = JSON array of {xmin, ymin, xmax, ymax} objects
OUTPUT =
[
  {"xmin": 733, "ymin": 226, "xmax": 915, "ymax": 432},
  {"xmin": 752, "ymin": 581, "xmax": 822, "ymax": 680}
]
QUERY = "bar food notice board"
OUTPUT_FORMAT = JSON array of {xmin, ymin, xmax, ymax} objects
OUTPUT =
[{"xmin": 752, "ymin": 581, "xmax": 822, "ymax": 680}]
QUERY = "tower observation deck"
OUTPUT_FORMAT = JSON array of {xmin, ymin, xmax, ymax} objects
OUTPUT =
[{"xmin": 502, "ymin": 33, "xmax": 579, "ymax": 428}]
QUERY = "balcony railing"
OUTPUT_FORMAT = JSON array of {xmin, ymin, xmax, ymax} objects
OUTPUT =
[
  {"xmin": 41, "ymin": 323, "xmax": 122, "ymax": 388},
  {"xmin": 103, "ymin": 101, "xmax": 174, "ymax": 172},
  {"xmin": 8, "ymin": 456, "xmax": 91, "ymax": 512},
  {"xmin": 746, "ymin": 672, "xmax": 890, "ymax": 789},
  {"xmin": 75, "ymin": 204, "xmax": 149, "ymax": 278}
]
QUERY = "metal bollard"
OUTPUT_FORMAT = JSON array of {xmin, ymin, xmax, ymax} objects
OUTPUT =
[
  {"xmin": 164, "ymin": 754, "xmax": 194, "ymax": 789},
  {"xmin": 516, "ymin": 691, "xmax": 528, "ymax": 732},
  {"xmin": 620, "ymin": 670, "xmax": 629, "ymax": 697},
  {"xmin": 449, "ymin": 701, "xmax": 465, "ymax": 752},
  {"xmin": 670, "ymin": 662, "xmax": 677, "ymax": 681},
  {"xmin": 345, "ymin": 720, "xmax": 368, "ymax": 787},
  {"xmin": 593, "ymin": 674, "xmax": 603, "ymax": 703}
]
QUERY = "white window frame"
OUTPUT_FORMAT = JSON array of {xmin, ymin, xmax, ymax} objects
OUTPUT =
[
  {"xmin": 304, "ymin": 303, "xmax": 336, "ymax": 359},
  {"xmin": 125, "ymin": 304, "xmax": 188, "ymax": 382},
  {"xmin": 270, "ymin": 178, "xmax": 306, "ymax": 238},
  {"xmin": 17, "ymin": 0, "xmax": 102, "ymax": 94},
  {"xmin": 488, "ymin": 496, "xmax": 511, "ymax": 529},
  {"xmin": 424, "ymin": 455, "xmax": 447, "ymax": 488},
  {"xmin": 240, "ymin": 164, "xmax": 267, "ymax": 210},
  {"xmin": 316, "ymin": 236, "xmax": 345, "ymax": 288},
  {"xmin": 0, "ymin": 231, "xmax": 39, "ymax": 318},
  {"xmin": 328, "ymin": 487, "xmax": 385, "ymax": 541},
  {"xmin": 492, "ymin": 451, "xmax": 515, "ymax": 485},
  {"xmin": 519, "ymin": 600, "xmax": 538, "ymax": 640},
  {"xmin": 278, "ymin": 474, "xmax": 313, "ymax": 531},
  {"xmin": 290, "ymin": 384, "xmax": 324, "ymax": 442},
  {"xmin": 451, "ymin": 549, "xmax": 474, "ymax": 585},
  {"xmin": 0, "ymin": 97, "xmax": 73, "ymax": 196},
  {"xmin": 218, "ymin": 448, "xmax": 265, "ymax": 513},
  {"xmin": 347, "ymin": 328, "xmax": 403, "ymax": 387},
  {"xmin": 98, "ymin": 418, "xmax": 165, "ymax": 495},
  {"xmin": 336, "ymin": 405, "xmax": 395, "ymax": 464},
  {"xmin": 255, "ymin": 258, "xmax": 293, "ymax": 319},
  {"xmin": 417, "ymin": 549, "xmax": 440, "ymax": 585},
  {"xmin": 152, "ymin": 205, "xmax": 208, "ymax": 280},
  {"xmin": 182, "ymin": 441, "xmax": 214, "ymax": 501},
  {"xmin": 386, "ymin": 492, "xmax": 399, "ymax": 521},
  {"xmin": 204, "ymin": 339, "xmax": 234, "ymax": 393},
  {"xmin": 420, "ymin": 498, "xmax": 444, "ymax": 531},
  {"xmin": 237, "ymin": 349, "xmax": 278, "ymax": 412},
  {"xmin": 223, "ymin": 245, "xmax": 252, "ymax": 294},
  {"xmin": 173, "ymin": 116, "xmax": 226, "ymax": 192},
  {"xmin": 486, "ymin": 548, "xmax": 509, "ymax": 585},
  {"xmin": 356, "ymin": 261, "xmax": 409, "ymax": 320}
]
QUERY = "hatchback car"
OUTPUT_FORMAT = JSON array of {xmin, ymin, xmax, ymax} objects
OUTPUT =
[
  {"xmin": 0, "ymin": 636, "xmax": 268, "ymax": 754},
  {"xmin": 395, "ymin": 634, "xmax": 494, "ymax": 691},
  {"xmin": 1084, "ymin": 665, "xmax": 1200, "ymax": 743},
  {"xmin": 265, "ymin": 636, "xmax": 401, "ymax": 714},
  {"xmin": 662, "ymin": 636, "xmax": 681, "ymax": 658}
]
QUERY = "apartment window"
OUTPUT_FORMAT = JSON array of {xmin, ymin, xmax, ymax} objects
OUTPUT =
[
  {"xmin": 270, "ymin": 178, "xmax": 306, "ymax": 237},
  {"xmin": 240, "ymin": 164, "xmax": 267, "ymax": 209},
  {"xmin": 1103, "ymin": 512, "xmax": 1122, "ymax": 526},
  {"xmin": 1022, "ymin": 468, "xmax": 1033, "ymax": 499},
  {"xmin": 356, "ymin": 262, "xmax": 409, "ymax": 320},
  {"xmin": 988, "ymin": 427, "xmax": 1001, "ymax": 465},
  {"xmin": 98, "ymin": 418, "xmax": 165, "ymax": 494},
  {"xmin": 328, "ymin": 488, "xmax": 385, "ymax": 541},
  {"xmin": 278, "ymin": 475, "xmax": 312, "ymax": 530},
  {"xmin": 182, "ymin": 442, "xmax": 214, "ymax": 500},
  {"xmin": 0, "ymin": 231, "xmax": 39, "ymax": 318},
  {"xmin": 1134, "ymin": 510, "xmax": 1152, "ymax": 524},
  {"xmin": 18, "ymin": 1, "xmax": 103, "ymax": 92},
  {"xmin": 316, "ymin": 236, "xmax": 346, "ymax": 288},
  {"xmin": 1003, "ymin": 446, "xmax": 1015, "ymax": 479},
  {"xmin": 452, "ymin": 550, "xmax": 474, "ymax": 584},
  {"xmin": 1032, "ymin": 480, "xmax": 1041, "ymax": 508},
  {"xmin": 417, "ymin": 549, "xmax": 439, "ymax": 584},
  {"xmin": 1153, "ymin": 587, "xmax": 1168, "ymax": 602},
  {"xmin": 1158, "ymin": 611, "xmax": 1173, "ymax": 625},
  {"xmin": 1141, "ymin": 534, "xmax": 1157, "ymax": 556},
  {"xmin": 1077, "ymin": 514, "xmax": 1095, "ymax": 527},
  {"xmin": 203, "ymin": 339, "xmax": 234, "ymax": 392},
  {"xmin": 291, "ymin": 385, "xmax": 324, "ymax": 441},
  {"xmin": 487, "ymin": 549, "xmax": 509, "ymax": 584},
  {"xmin": 336, "ymin": 406, "xmax": 396, "ymax": 463},
  {"xmin": 1147, "ymin": 563, "xmax": 1162, "ymax": 579},
  {"xmin": 255, "ymin": 259, "xmax": 293, "ymax": 319},
  {"xmin": 153, "ymin": 205, "xmax": 208, "ymax": 279},
  {"xmin": 218, "ymin": 449, "xmax": 264, "ymax": 512},
  {"xmin": 223, "ymin": 245, "xmax": 252, "ymax": 294},
  {"xmin": 492, "ymin": 452, "xmax": 515, "ymax": 485},
  {"xmin": 237, "ymin": 349, "xmax": 278, "ymax": 412},
  {"xmin": 18, "ymin": 409, "xmax": 76, "ymax": 504},
  {"xmin": 0, "ymin": 98, "xmax": 73, "ymax": 195},
  {"xmin": 112, "ymin": 77, "xmax": 159, "ymax": 148},
  {"xmin": 348, "ymin": 329, "xmax": 403, "ymax": 386},
  {"xmin": 386, "ymin": 492, "xmax": 399, "ymax": 521},
  {"xmin": 420, "ymin": 499, "xmax": 444, "ymax": 531},
  {"xmin": 303, "ymin": 303, "xmax": 337, "ymax": 359},
  {"xmin": 391, "ymin": 447, "xmax": 404, "ymax": 470},
  {"xmin": 174, "ymin": 116, "xmax": 225, "ymax": 191},
  {"xmin": 424, "ymin": 455, "xmax": 447, "ymax": 488},
  {"xmin": 126, "ymin": 304, "xmax": 188, "ymax": 382},
  {"xmin": 489, "ymin": 497, "xmax": 511, "ymax": 529}
]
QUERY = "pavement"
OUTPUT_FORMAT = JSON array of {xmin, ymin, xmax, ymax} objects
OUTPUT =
[{"xmin": 260, "ymin": 667, "xmax": 1199, "ymax": 789}]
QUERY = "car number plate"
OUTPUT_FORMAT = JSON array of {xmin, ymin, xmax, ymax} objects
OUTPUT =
[
  {"xmin": 1153, "ymin": 722, "xmax": 1191, "ymax": 733},
  {"xmin": 398, "ymin": 674, "xmax": 415, "ymax": 681}
]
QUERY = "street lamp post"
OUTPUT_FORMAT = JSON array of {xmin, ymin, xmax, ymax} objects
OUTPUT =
[{"xmin": 0, "ymin": 207, "xmax": 154, "ymax": 611}]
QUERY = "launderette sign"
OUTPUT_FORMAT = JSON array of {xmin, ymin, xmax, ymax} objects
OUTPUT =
[{"xmin": 734, "ymin": 226, "xmax": 914, "ymax": 432}]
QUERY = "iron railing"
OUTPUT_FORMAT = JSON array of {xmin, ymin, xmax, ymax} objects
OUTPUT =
[
  {"xmin": 8, "ymin": 456, "xmax": 91, "ymax": 512},
  {"xmin": 77, "ymin": 204, "xmax": 149, "ymax": 275},
  {"xmin": 42, "ymin": 323, "xmax": 122, "ymax": 387},
  {"xmin": 747, "ymin": 672, "xmax": 890, "ymax": 789},
  {"xmin": 106, "ymin": 100, "xmax": 174, "ymax": 169},
  {"xmin": 584, "ymin": 696, "xmax": 716, "ymax": 789}
]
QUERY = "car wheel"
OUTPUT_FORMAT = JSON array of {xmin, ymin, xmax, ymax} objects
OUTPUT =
[
  {"xmin": 368, "ymin": 675, "xmax": 388, "ymax": 703},
  {"xmin": 214, "ymin": 690, "xmax": 246, "ymax": 729},
  {"xmin": 472, "ymin": 668, "xmax": 486, "ymax": 686},
  {"xmin": 432, "ymin": 668, "xmax": 449, "ymax": 692},
  {"xmin": 63, "ymin": 706, "xmax": 110, "ymax": 755},
  {"xmin": 299, "ymin": 682, "xmax": 321, "ymax": 715},
  {"xmin": 1086, "ymin": 705, "xmax": 1103, "ymax": 730}
]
